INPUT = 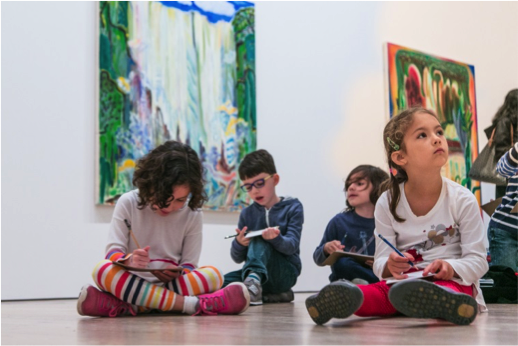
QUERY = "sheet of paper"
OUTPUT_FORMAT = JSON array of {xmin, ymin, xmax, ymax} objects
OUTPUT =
[
  {"xmin": 245, "ymin": 230, "xmax": 264, "ymax": 238},
  {"xmin": 385, "ymin": 270, "xmax": 435, "ymax": 285},
  {"xmin": 244, "ymin": 226, "xmax": 279, "ymax": 239}
]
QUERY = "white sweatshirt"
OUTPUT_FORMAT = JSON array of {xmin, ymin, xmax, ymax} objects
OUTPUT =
[{"xmin": 373, "ymin": 177, "xmax": 489, "ymax": 311}]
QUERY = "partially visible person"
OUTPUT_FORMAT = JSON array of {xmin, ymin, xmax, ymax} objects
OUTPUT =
[
  {"xmin": 484, "ymin": 89, "xmax": 518, "ymax": 198},
  {"xmin": 488, "ymin": 141, "xmax": 518, "ymax": 272},
  {"xmin": 313, "ymin": 165, "xmax": 388, "ymax": 285}
]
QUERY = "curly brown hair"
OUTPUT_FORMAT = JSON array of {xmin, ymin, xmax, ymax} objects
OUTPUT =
[
  {"xmin": 132, "ymin": 141, "xmax": 207, "ymax": 211},
  {"xmin": 382, "ymin": 107, "xmax": 438, "ymax": 222}
]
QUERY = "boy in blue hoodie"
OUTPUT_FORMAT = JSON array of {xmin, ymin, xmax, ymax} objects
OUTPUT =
[{"xmin": 223, "ymin": 149, "xmax": 304, "ymax": 305}]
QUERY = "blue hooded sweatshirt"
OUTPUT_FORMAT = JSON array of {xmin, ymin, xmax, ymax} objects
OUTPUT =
[{"xmin": 230, "ymin": 197, "xmax": 304, "ymax": 275}]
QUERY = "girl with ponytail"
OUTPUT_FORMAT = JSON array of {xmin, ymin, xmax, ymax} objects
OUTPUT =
[{"xmin": 306, "ymin": 107, "xmax": 489, "ymax": 326}]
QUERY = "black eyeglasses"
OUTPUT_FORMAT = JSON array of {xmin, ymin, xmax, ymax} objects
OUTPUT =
[{"xmin": 240, "ymin": 175, "xmax": 274, "ymax": 192}]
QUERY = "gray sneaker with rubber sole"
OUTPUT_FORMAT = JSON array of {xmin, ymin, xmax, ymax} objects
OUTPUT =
[
  {"xmin": 305, "ymin": 280, "xmax": 364, "ymax": 325},
  {"xmin": 389, "ymin": 280, "xmax": 478, "ymax": 325}
]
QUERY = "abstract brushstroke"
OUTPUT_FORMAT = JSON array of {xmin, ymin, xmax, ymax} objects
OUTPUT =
[
  {"xmin": 97, "ymin": 1, "xmax": 256, "ymax": 210},
  {"xmin": 387, "ymin": 43, "xmax": 481, "ymax": 204}
]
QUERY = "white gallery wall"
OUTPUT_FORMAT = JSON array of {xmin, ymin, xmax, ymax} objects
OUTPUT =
[{"xmin": 2, "ymin": 1, "xmax": 518, "ymax": 299}]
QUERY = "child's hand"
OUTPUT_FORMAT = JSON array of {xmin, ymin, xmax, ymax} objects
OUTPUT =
[
  {"xmin": 129, "ymin": 246, "xmax": 151, "ymax": 268},
  {"xmin": 262, "ymin": 227, "xmax": 280, "ymax": 240},
  {"xmin": 387, "ymin": 251, "xmax": 415, "ymax": 279},
  {"xmin": 236, "ymin": 226, "xmax": 250, "ymax": 247},
  {"xmin": 423, "ymin": 259, "xmax": 455, "ymax": 280},
  {"xmin": 323, "ymin": 240, "xmax": 345, "ymax": 255},
  {"xmin": 152, "ymin": 265, "xmax": 182, "ymax": 283}
]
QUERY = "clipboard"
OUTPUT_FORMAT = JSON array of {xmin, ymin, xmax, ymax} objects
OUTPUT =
[
  {"xmin": 322, "ymin": 251, "xmax": 374, "ymax": 266},
  {"xmin": 481, "ymin": 197, "xmax": 518, "ymax": 215},
  {"xmin": 481, "ymin": 197, "xmax": 503, "ymax": 216},
  {"xmin": 112, "ymin": 261, "xmax": 184, "ymax": 273}
]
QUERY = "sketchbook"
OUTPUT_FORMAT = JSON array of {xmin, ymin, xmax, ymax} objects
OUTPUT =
[
  {"xmin": 321, "ymin": 251, "xmax": 374, "ymax": 266},
  {"xmin": 384, "ymin": 271, "xmax": 435, "ymax": 285},
  {"xmin": 112, "ymin": 261, "xmax": 184, "ymax": 273}
]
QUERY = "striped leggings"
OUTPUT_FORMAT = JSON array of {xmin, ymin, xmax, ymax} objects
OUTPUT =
[{"xmin": 92, "ymin": 260, "xmax": 223, "ymax": 312}]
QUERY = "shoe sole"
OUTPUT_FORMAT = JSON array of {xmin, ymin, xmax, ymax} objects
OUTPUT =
[
  {"xmin": 388, "ymin": 280, "xmax": 478, "ymax": 325},
  {"xmin": 76, "ymin": 284, "xmax": 91, "ymax": 316},
  {"xmin": 305, "ymin": 283, "xmax": 364, "ymax": 325},
  {"xmin": 249, "ymin": 300, "xmax": 263, "ymax": 306},
  {"xmin": 227, "ymin": 282, "xmax": 251, "ymax": 313}
]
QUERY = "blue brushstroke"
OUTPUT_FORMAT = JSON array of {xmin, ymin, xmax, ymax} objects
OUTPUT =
[{"xmin": 159, "ymin": 1, "xmax": 254, "ymax": 23}]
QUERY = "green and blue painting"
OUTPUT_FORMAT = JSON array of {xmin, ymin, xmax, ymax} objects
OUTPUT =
[{"xmin": 98, "ymin": 1, "xmax": 256, "ymax": 210}]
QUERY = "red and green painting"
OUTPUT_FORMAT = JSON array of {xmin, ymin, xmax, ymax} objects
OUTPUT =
[{"xmin": 387, "ymin": 43, "xmax": 480, "ymax": 203}]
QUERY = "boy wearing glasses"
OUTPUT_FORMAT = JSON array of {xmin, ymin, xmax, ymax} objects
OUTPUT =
[{"xmin": 223, "ymin": 149, "xmax": 304, "ymax": 305}]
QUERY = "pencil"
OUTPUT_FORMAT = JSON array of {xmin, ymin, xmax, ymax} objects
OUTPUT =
[
  {"xmin": 224, "ymin": 233, "xmax": 245, "ymax": 239},
  {"xmin": 124, "ymin": 219, "xmax": 142, "ymax": 249}
]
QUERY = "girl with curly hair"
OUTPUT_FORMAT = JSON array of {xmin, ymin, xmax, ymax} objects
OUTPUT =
[{"xmin": 78, "ymin": 141, "xmax": 249, "ymax": 318}]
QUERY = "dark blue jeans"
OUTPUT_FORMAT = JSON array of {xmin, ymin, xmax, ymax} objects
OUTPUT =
[
  {"xmin": 329, "ymin": 257, "xmax": 379, "ymax": 283},
  {"xmin": 223, "ymin": 238, "xmax": 298, "ymax": 294},
  {"xmin": 489, "ymin": 226, "xmax": 517, "ymax": 272}
]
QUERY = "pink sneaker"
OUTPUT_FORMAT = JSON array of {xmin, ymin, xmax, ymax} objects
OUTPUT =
[
  {"xmin": 77, "ymin": 285, "xmax": 137, "ymax": 317},
  {"xmin": 195, "ymin": 282, "xmax": 250, "ymax": 315}
]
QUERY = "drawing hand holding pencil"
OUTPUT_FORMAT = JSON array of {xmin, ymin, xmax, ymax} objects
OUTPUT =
[
  {"xmin": 378, "ymin": 234, "xmax": 417, "ymax": 279},
  {"xmin": 121, "ymin": 219, "xmax": 183, "ymax": 278},
  {"xmin": 123, "ymin": 219, "xmax": 150, "ymax": 269}
]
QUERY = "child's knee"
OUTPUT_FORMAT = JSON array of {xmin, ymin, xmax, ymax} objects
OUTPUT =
[
  {"xmin": 91, "ymin": 259, "xmax": 113, "ymax": 285},
  {"xmin": 197, "ymin": 266, "xmax": 225, "ymax": 289}
]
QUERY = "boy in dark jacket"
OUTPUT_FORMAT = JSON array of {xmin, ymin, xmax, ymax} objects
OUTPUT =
[{"xmin": 223, "ymin": 150, "xmax": 304, "ymax": 305}]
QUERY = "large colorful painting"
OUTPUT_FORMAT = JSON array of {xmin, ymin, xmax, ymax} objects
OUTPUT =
[
  {"xmin": 386, "ymin": 43, "xmax": 481, "ymax": 203},
  {"xmin": 97, "ymin": 1, "xmax": 256, "ymax": 211}
]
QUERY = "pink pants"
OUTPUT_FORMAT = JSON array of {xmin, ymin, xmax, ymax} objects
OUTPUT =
[{"xmin": 355, "ymin": 280, "xmax": 473, "ymax": 317}]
